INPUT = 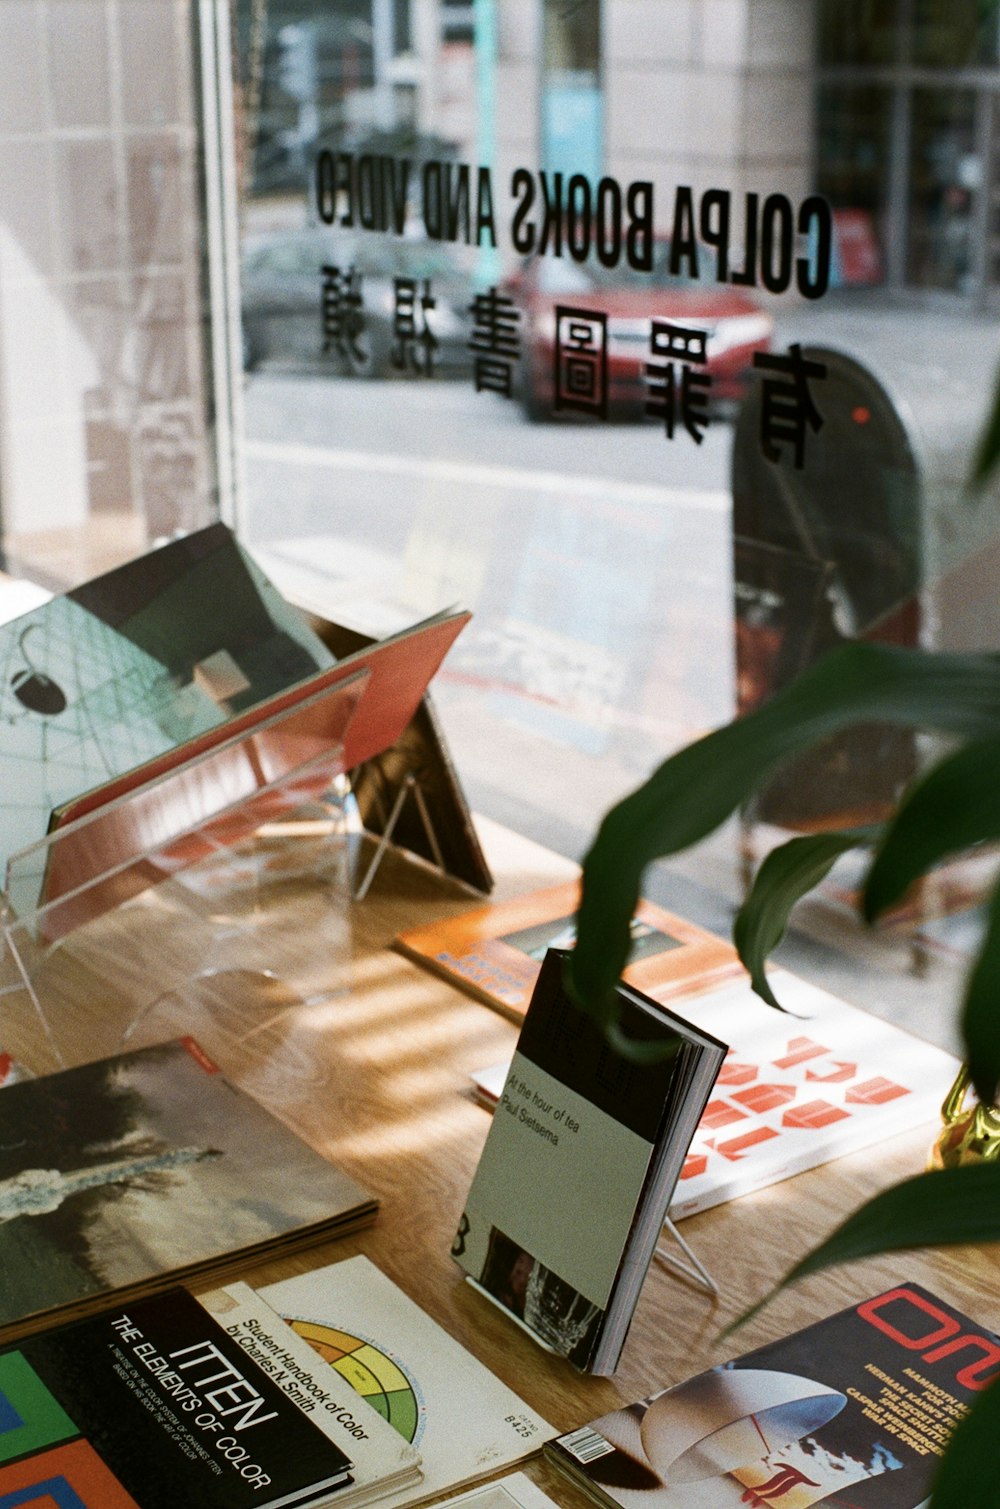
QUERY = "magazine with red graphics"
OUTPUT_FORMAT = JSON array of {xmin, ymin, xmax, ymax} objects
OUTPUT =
[
  {"xmin": 470, "ymin": 968, "xmax": 957, "ymax": 1221},
  {"xmin": 547, "ymin": 1281, "xmax": 999, "ymax": 1509}
]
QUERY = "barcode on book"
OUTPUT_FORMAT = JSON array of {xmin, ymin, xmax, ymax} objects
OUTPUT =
[{"xmin": 559, "ymin": 1426, "xmax": 615, "ymax": 1465}]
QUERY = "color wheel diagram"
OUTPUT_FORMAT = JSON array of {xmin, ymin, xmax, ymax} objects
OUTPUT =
[{"xmin": 289, "ymin": 1320, "xmax": 424, "ymax": 1445}]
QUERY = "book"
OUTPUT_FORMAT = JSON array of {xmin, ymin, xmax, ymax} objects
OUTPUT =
[
  {"xmin": 452, "ymin": 949, "xmax": 726, "ymax": 1375},
  {"xmin": 40, "ymin": 606, "xmax": 470, "ymax": 923},
  {"xmin": 469, "ymin": 1062, "xmax": 508, "ymax": 1112},
  {"xmin": 29, "ymin": 668, "xmax": 370, "ymax": 943},
  {"xmin": 0, "ymin": 1284, "xmax": 358, "ymax": 1508},
  {"xmin": 433, "ymin": 1474, "xmax": 564, "ymax": 1509},
  {"xmin": 547, "ymin": 1280, "xmax": 999, "ymax": 1508},
  {"xmin": 395, "ymin": 881, "xmax": 742, "ymax": 1021},
  {"xmin": 261, "ymin": 1255, "xmax": 554, "ymax": 1505},
  {"xmin": 301, "ymin": 610, "xmax": 493, "ymax": 895},
  {"xmin": 669, "ymin": 970, "xmax": 959, "ymax": 1218},
  {"xmin": 0, "ymin": 524, "xmax": 336, "ymax": 891},
  {"xmin": 468, "ymin": 968, "xmax": 959, "ymax": 1222},
  {"xmin": 0, "ymin": 1038, "xmax": 376, "ymax": 1341},
  {"xmin": 201, "ymin": 1283, "xmax": 423, "ymax": 1508},
  {"xmin": 0, "ymin": 524, "xmax": 470, "ymax": 928}
]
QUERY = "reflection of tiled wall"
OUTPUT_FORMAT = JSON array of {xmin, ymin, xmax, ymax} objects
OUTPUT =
[{"xmin": 0, "ymin": 0, "xmax": 214, "ymax": 544}]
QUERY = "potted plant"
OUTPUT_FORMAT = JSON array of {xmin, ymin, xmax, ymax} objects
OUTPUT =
[{"xmin": 566, "ymin": 405, "xmax": 1000, "ymax": 1508}]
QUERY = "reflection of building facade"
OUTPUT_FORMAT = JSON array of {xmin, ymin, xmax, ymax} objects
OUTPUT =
[
  {"xmin": 248, "ymin": 1, "xmax": 1000, "ymax": 302},
  {"xmin": 817, "ymin": 0, "xmax": 1000, "ymax": 299},
  {"xmin": 0, "ymin": 0, "xmax": 214, "ymax": 569}
]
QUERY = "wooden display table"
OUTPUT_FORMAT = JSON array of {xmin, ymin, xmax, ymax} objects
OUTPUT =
[{"xmin": 3, "ymin": 814, "xmax": 997, "ymax": 1507}]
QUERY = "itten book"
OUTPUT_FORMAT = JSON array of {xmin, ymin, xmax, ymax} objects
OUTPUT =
[
  {"xmin": 547, "ymin": 1281, "xmax": 999, "ymax": 1508},
  {"xmin": 201, "ymin": 1283, "xmax": 423, "ymax": 1508},
  {"xmin": 452, "ymin": 949, "xmax": 726, "ymax": 1375},
  {"xmin": 0, "ymin": 1284, "xmax": 357, "ymax": 1508},
  {"xmin": 395, "ymin": 881, "xmax": 742, "ymax": 1021},
  {"xmin": 261, "ymin": 1255, "xmax": 554, "ymax": 1506},
  {"xmin": 0, "ymin": 1038, "xmax": 376, "ymax": 1341},
  {"xmin": 469, "ymin": 968, "xmax": 958, "ymax": 1222}
]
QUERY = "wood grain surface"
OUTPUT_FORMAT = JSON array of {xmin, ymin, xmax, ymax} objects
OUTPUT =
[{"xmin": 4, "ymin": 813, "xmax": 998, "ymax": 1507}]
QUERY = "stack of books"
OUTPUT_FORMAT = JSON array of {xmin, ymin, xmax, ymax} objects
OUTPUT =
[{"xmin": 0, "ymin": 1256, "xmax": 554, "ymax": 1508}]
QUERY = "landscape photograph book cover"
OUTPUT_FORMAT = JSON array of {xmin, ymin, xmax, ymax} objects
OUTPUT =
[
  {"xmin": 0, "ymin": 1285, "xmax": 357, "ymax": 1509},
  {"xmin": 0, "ymin": 1038, "xmax": 376, "ymax": 1339},
  {"xmin": 547, "ymin": 1282, "xmax": 998, "ymax": 1509},
  {"xmin": 395, "ymin": 880, "xmax": 742, "ymax": 1020}
]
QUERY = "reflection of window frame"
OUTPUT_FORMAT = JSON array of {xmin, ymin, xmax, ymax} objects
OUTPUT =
[
  {"xmin": 539, "ymin": 0, "xmax": 603, "ymax": 183},
  {"xmin": 816, "ymin": 7, "xmax": 999, "ymax": 301},
  {"xmin": 198, "ymin": 0, "xmax": 246, "ymax": 532}
]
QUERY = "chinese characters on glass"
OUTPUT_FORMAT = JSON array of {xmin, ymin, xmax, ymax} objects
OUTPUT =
[
  {"xmin": 645, "ymin": 322, "xmax": 711, "ymax": 444},
  {"xmin": 321, "ymin": 264, "xmax": 365, "ymax": 370},
  {"xmin": 316, "ymin": 263, "xmax": 828, "ymax": 466},
  {"xmin": 392, "ymin": 278, "xmax": 438, "ymax": 376},
  {"xmin": 468, "ymin": 287, "xmax": 521, "ymax": 396}
]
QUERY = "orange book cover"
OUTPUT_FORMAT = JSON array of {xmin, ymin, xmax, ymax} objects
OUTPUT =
[{"xmin": 395, "ymin": 880, "xmax": 743, "ymax": 1021}]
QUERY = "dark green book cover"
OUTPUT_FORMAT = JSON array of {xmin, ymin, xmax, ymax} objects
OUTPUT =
[{"xmin": 0, "ymin": 1039, "xmax": 374, "ymax": 1336}]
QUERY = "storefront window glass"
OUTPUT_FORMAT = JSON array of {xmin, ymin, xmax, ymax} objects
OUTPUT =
[
  {"xmin": 907, "ymin": 86, "xmax": 980, "ymax": 292},
  {"xmin": 221, "ymin": 1, "xmax": 1000, "ymax": 1039},
  {"xmin": 816, "ymin": 83, "xmax": 893, "ymax": 271},
  {"xmin": 0, "ymin": 0, "xmax": 219, "ymax": 587}
]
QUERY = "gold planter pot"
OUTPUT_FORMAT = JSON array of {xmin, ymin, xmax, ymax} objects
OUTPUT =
[{"xmin": 930, "ymin": 1065, "xmax": 1000, "ymax": 1168}]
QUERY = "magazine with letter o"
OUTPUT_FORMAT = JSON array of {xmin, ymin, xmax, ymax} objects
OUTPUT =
[{"xmin": 547, "ymin": 1281, "xmax": 999, "ymax": 1508}]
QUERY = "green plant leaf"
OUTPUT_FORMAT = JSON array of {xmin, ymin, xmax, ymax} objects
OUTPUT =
[
  {"xmin": 968, "ymin": 361, "xmax": 1000, "ymax": 490},
  {"xmin": 730, "ymin": 1164, "xmax": 1000, "ymax": 1334},
  {"xmin": 571, "ymin": 643, "xmax": 1000, "ymax": 1019},
  {"xmin": 863, "ymin": 735, "xmax": 1000, "ymax": 922},
  {"xmin": 960, "ymin": 876, "xmax": 1000, "ymax": 1103},
  {"xmin": 930, "ymin": 1376, "xmax": 1000, "ymax": 1509},
  {"xmin": 734, "ymin": 828, "xmax": 877, "ymax": 1006}
]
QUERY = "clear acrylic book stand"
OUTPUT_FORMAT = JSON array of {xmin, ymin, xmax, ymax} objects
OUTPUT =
[{"xmin": 0, "ymin": 671, "xmax": 370, "ymax": 1079}]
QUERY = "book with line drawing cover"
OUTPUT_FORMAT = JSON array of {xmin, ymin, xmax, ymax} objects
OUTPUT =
[
  {"xmin": 0, "ymin": 523, "xmax": 469, "ymax": 928},
  {"xmin": 0, "ymin": 1284, "xmax": 358, "ymax": 1509},
  {"xmin": 0, "ymin": 524, "xmax": 336, "ymax": 900},
  {"xmin": 547, "ymin": 1281, "xmax": 1000, "ymax": 1509},
  {"xmin": 395, "ymin": 881, "xmax": 742, "ymax": 1021}
]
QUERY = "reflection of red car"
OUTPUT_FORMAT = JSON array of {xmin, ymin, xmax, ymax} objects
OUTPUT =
[{"xmin": 509, "ymin": 243, "xmax": 773, "ymax": 420}]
